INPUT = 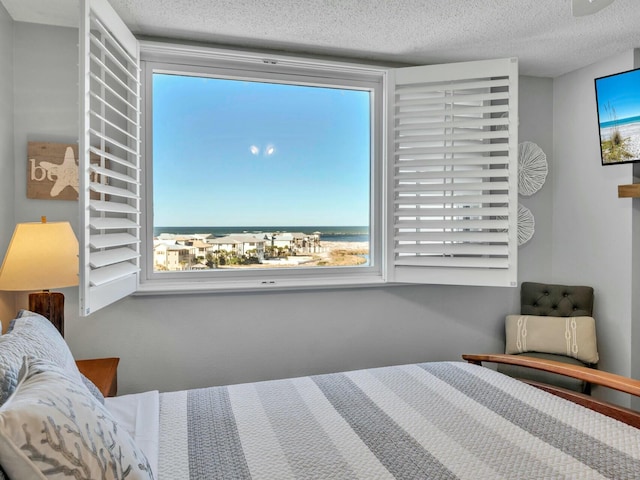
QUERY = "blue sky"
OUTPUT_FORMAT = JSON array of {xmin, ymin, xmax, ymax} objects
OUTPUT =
[
  {"xmin": 596, "ymin": 68, "xmax": 640, "ymax": 123},
  {"xmin": 152, "ymin": 73, "xmax": 371, "ymax": 227}
]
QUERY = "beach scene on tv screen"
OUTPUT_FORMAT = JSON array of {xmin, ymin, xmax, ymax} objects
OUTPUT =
[{"xmin": 597, "ymin": 68, "xmax": 640, "ymax": 164}]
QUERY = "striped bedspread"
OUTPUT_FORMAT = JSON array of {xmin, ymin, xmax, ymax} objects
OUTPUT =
[{"xmin": 157, "ymin": 361, "xmax": 640, "ymax": 479}]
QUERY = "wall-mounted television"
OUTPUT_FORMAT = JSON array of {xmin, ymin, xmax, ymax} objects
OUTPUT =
[{"xmin": 595, "ymin": 67, "xmax": 640, "ymax": 166}]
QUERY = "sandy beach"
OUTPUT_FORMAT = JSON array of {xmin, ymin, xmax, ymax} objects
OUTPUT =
[
  {"xmin": 600, "ymin": 122, "xmax": 640, "ymax": 159},
  {"xmin": 218, "ymin": 240, "xmax": 369, "ymax": 268},
  {"xmin": 319, "ymin": 241, "xmax": 369, "ymax": 253}
]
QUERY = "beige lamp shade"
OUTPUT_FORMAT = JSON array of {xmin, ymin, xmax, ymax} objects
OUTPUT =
[{"xmin": 0, "ymin": 219, "xmax": 79, "ymax": 291}]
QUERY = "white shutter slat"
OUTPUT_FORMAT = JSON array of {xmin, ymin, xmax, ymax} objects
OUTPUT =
[
  {"xmin": 90, "ymin": 91, "xmax": 135, "ymax": 127},
  {"xmin": 89, "ymin": 128, "xmax": 138, "ymax": 156},
  {"xmin": 90, "ymin": 181, "xmax": 138, "ymax": 199},
  {"xmin": 397, "ymin": 102, "xmax": 508, "ymax": 116},
  {"xmin": 387, "ymin": 58, "xmax": 518, "ymax": 287},
  {"xmin": 398, "ymin": 77, "xmax": 510, "ymax": 94},
  {"xmin": 395, "ymin": 244, "xmax": 509, "ymax": 256},
  {"xmin": 395, "ymin": 219, "xmax": 509, "ymax": 230},
  {"xmin": 397, "ymin": 144, "xmax": 509, "ymax": 155},
  {"xmin": 395, "ymin": 90, "xmax": 510, "ymax": 107},
  {"xmin": 80, "ymin": 0, "xmax": 140, "ymax": 316},
  {"xmin": 396, "ymin": 231, "xmax": 508, "ymax": 242},
  {"xmin": 90, "ymin": 262, "xmax": 139, "ymax": 287},
  {"xmin": 397, "ymin": 153, "xmax": 509, "ymax": 163},
  {"xmin": 396, "ymin": 169, "xmax": 509, "ymax": 180},
  {"xmin": 396, "ymin": 157, "xmax": 508, "ymax": 167},
  {"xmin": 90, "ymin": 110, "xmax": 137, "ymax": 143},
  {"xmin": 88, "ymin": 146, "xmax": 138, "ymax": 171},
  {"xmin": 90, "ymin": 163, "xmax": 138, "ymax": 184},
  {"xmin": 90, "ymin": 247, "xmax": 139, "ymax": 268},
  {"xmin": 90, "ymin": 200, "xmax": 138, "ymax": 214},
  {"xmin": 397, "ymin": 118, "xmax": 510, "ymax": 129},
  {"xmin": 90, "ymin": 217, "xmax": 139, "ymax": 230},
  {"xmin": 395, "ymin": 207, "xmax": 509, "ymax": 218},
  {"xmin": 396, "ymin": 182, "xmax": 510, "ymax": 193},
  {"xmin": 395, "ymin": 194, "xmax": 510, "ymax": 205},
  {"xmin": 395, "ymin": 257, "xmax": 510, "ymax": 269},
  {"xmin": 397, "ymin": 130, "xmax": 507, "ymax": 142},
  {"xmin": 90, "ymin": 232, "xmax": 139, "ymax": 249}
]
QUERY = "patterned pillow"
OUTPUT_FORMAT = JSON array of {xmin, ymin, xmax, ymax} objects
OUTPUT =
[
  {"xmin": 0, "ymin": 357, "xmax": 154, "ymax": 480},
  {"xmin": 505, "ymin": 314, "xmax": 599, "ymax": 364},
  {"xmin": 0, "ymin": 310, "xmax": 84, "ymax": 406},
  {"xmin": 81, "ymin": 372, "xmax": 106, "ymax": 404}
]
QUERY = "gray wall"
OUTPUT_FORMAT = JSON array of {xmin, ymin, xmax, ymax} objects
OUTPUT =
[
  {"xmin": 6, "ymin": 23, "xmax": 81, "ymax": 330},
  {"xmin": 9, "ymin": 21, "xmax": 555, "ymax": 396},
  {"xmin": 552, "ymin": 51, "xmax": 636, "ymax": 406},
  {"xmin": 518, "ymin": 76, "xmax": 554, "ymax": 281},
  {"xmin": 0, "ymin": 3, "xmax": 15, "ymax": 321},
  {"xmin": 632, "ymin": 51, "xmax": 640, "ymax": 410}
]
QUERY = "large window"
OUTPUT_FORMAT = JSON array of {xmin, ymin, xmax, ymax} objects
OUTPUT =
[
  {"xmin": 151, "ymin": 73, "xmax": 373, "ymax": 275},
  {"xmin": 79, "ymin": 0, "xmax": 518, "ymax": 315},
  {"xmin": 140, "ymin": 56, "xmax": 384, "ymax": 291}
]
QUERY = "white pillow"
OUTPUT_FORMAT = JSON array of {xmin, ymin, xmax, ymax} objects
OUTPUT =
[
  {"xmin": 505, "ymin": 314, "xmax": 599, "ymax": 364},
  {"xmin": 0, "ymin": 310, "xmax": 84, "ymax": 405},
  {"xmin": 0, "ymin": 357, "xmax": 154, "ymax": 480}
]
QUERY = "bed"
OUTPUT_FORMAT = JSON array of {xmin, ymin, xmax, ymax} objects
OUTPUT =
[{"xmin": 1, "ymin": 311, "xmax": 640, "ymax": 479}]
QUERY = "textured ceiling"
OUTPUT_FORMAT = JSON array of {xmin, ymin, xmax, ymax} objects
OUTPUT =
[{"xmin": 2, "ymin": 0, "xmax": 640, "ymax": 77}]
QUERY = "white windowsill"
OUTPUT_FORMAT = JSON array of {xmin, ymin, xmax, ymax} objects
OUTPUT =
[{"xmin": 134, "ymin": 274, "xmax": 388, "ymax": 295}]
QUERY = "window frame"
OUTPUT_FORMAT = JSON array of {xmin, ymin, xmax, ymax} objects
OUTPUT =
[{"xmin": 137, "ymin": 42, "xmax": 387, "ymax": 294}]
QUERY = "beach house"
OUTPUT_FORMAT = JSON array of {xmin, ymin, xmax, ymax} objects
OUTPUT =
[
  {"xmin": 208, "ymin": 234, "xmax": 265, "ymax": 258},
  {"xmin": 153, "ymin": 243, "xmax": 195, "ymax": 271},
  {"xmin": 1, "ymin": 0, "xmax": 640, "ymax": 413}
]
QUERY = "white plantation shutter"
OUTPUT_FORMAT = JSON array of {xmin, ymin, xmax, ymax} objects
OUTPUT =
[
  {"xmin": 387, "ymin": 58, "xmax": 518, "ymax": 287},
  {"xmin": 79, "ymin": 0, "xmax": 141, "ymax": 315}
]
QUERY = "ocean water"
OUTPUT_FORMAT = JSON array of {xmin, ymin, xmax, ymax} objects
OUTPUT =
[
  {"xmin": 154, "ymin": 226, "xmax": 369, "ymax": 243},
  {"xmin": 600, "ymin": 114, "xmax": 640, "ymax": 129}
]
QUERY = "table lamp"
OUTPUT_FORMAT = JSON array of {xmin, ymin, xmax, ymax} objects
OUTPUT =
[{"xmin": 0, "ymin": 217, "xmax": 79, "ymax": 336}]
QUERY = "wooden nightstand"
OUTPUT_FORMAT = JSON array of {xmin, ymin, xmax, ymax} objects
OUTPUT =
[{"xmin": 76, "ymin": 357, "xmax": 120, "ymax": 397}]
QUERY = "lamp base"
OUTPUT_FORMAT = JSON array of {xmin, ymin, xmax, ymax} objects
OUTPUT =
[{"xmin": 28, "ymin": 291, "xmax": 64, "ymax": 337}]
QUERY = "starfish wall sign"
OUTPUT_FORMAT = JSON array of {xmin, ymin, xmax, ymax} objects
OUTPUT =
[{"xmin": 27, "ymin": 142, "xmax": 101, "ymax": 201}]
